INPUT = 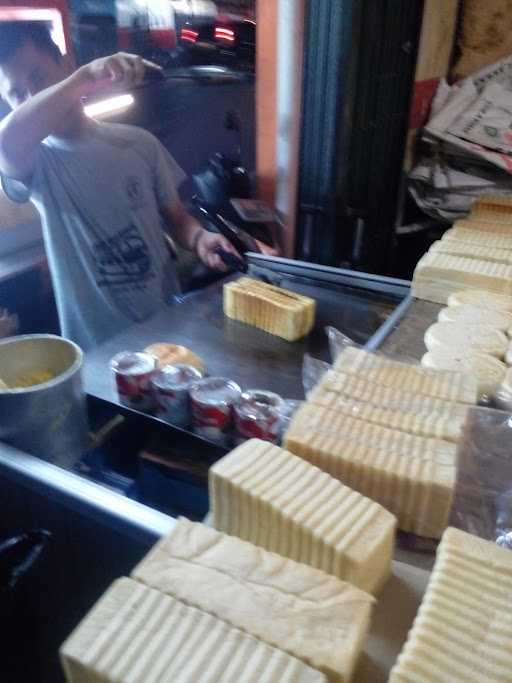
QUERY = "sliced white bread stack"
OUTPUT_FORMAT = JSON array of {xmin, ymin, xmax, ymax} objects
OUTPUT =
[
  {"xmin": 332, "ymin": 346, "xmax": 478, "ymax": 403},
  {"xmin": 282, "ymin": 347, "xmax": 479, "ymax": 539},
  {"xmin": 429, "ymin": 238, "xmax": 512, "ymax": 265},
  {"xmin": 307, "ymin": 385, "xmax": 468, "ymax": 442},
  {"xmin": 389, "ymin": 527, "xmax": 512, "ymax": 683},
  {"xmin": 284, "ymin": 402, "xmax": 457, "ymax": 539},
  {"xmin": 469, "ymin": 193, "xmax": 512, "ymax": 223},
  {"xmin": 223, "ymin": 277, "xmax": 316, "ymax": 341},
  {"xmin": 132, "ymin": 518, "xmax": 374, "ymax": 683},
  {"xmin": 209, "ymin": 438, "xmax": 396, "ymax": 595},
  {"xmin": 412, "ymin": 251, "xmax": 512, "ymax": 304},
  {"xmin": 412, "ymin": 194, "xmax": 512, "ymax": 303},
  {"xmin": 60, "ymin": 578, "xmax": 328, "ymax": 683}
]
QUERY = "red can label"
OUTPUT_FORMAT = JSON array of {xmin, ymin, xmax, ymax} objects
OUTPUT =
[
  {"xmin": 192, "ymin": 401, "xmax": 232, "ymax": 429},
  {"xmin": 111, "ymin": 351, "xmax": 156, "ymax": 412}
]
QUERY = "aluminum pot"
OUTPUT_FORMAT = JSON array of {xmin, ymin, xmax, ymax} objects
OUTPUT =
[{"xmin": 0, "ymin": 334, "xmax": 88, "ymax": 466}]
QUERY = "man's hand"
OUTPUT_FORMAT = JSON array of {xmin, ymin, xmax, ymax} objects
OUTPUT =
[
  {"xmin": 76, "ymin": 52, "xmax": 162, "ymax": 96},
  {"xmin": 195, "ymin": 230, "xmax": 243, "ymax": 271}
]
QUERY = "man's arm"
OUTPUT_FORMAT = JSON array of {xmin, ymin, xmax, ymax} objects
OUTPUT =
[
  {"xmin": 161, "ymin": 200, "xmax": 241, "ymax": 271},
  {"xmin": 0, "ymin": 53, "xmax": 155, "ymax": 180}
]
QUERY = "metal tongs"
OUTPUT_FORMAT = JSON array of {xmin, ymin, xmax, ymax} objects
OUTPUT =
[{"xmin": 194, "ymin": 202, "xmax": 258, "ymax": 273}]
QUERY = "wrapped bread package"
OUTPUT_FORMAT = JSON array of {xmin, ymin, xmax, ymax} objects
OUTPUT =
[
  {"xmin": 284, "ymin": 404, "xmax": 457, "ymax": 539},
  {"xmin": 312, "ymin": 370, "xmax": 473, "ymax": 416},
  {"xmin": 332, "ymin": 346, "xmax": 479, "ymax": 404},
  {"xmin": 210, "ymin": 439, "xmax": 396, "ymax": 594},
  {"xmin": 133, "ymin": 518, "xmax": 374, "ymax": 683},
  {"xmin": 307, "ymin": 386, "xmax": 469, "ymax": 442},
  {"xmin": 223, "ymin": 277, "xmax": 315, "ymax": 341},
  {"xmin": 389, "ymin": 527, "xmax": 512, "ymax": 683},
  {"xmin": 60, "ymin": 578, "xmax": 327, "ymax": 683}
]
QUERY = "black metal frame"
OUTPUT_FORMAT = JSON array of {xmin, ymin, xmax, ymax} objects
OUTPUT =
[{"xmin": 296, "ymin": 0, "xmax": 424, "ymax": 275}]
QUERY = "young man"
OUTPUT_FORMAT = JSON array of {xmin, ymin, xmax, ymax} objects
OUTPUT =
[{"xmin": 0, "ymin": 22, "xmax": 238, "ymax": 350}]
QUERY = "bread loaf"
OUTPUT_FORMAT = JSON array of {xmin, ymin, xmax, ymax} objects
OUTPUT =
[
  {"xmin": 223, "ymin": 277, "xmax": 315, "ymax": 341},
  {"xmin": 389, "ymin": 527, "xmax": 512, "ymax": 683},
  {"xmin": 60, "ymin": 578, "xmax": 327, "ymax": 683},
  {"xmin": 210, "ymin": 439, "xmax": 396, "ymax": 594},
  {"xmin": 133, "ymin": 518, "xmax": 374, "ymax": 683}
]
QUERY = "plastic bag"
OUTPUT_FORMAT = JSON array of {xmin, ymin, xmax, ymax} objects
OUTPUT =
[
  {"xmin": 326, "ymin": 326, "xmax": 419, "ymax": 366},
  {"xmin": 451, "ymin": 406, "xmax": 512, "ymax": 546},
  {"xmin": 302, "ymin": 354, "xmax": 330, "ymax": 396}
]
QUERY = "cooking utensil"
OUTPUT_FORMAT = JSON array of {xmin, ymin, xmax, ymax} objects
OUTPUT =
[{"xmin": 0, "ymin": 335, "xmax": 88, "ymax": 466}]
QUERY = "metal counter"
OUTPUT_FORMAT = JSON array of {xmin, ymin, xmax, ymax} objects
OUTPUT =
[{"xmin": 84, "ymin": 254, "xmax": 411, "ymax": 404}]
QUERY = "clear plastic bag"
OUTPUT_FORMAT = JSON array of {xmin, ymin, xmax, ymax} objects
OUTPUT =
[
  {"xmin": 451, "ymin": 406, "xmax": 512, "ymax": 546},
  {"xmin": 326, "ymin": 326, "xmax": 419, "ymax": 366}
]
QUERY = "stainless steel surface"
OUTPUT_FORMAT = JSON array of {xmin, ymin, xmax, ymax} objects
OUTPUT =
[
  {"xmin": 365, "ymin": 294, "xmax": 413, "ymax": 351},
  {"xmin": 245, "ymin": 253, "xmax": 411, "ymax": 298},
  {"xmin": 84, "ymin": 261, "xmax": 409, "ymax": 408},
  {"xmin": 0, "ymin": 334, "xmax": 88, "ymax": 465},
  {"xmin": 0, "ymin": 440, "xmax": 175, "ymax": 542}
]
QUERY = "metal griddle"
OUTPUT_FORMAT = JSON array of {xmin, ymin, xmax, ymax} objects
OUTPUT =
[{"xmin": 84, "ymin": 255, "xmax": 411, "ymax": 407}]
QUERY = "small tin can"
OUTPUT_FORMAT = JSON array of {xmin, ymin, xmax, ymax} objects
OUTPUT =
[
  {"xmin": 110, "ymin": 351, "xmax": 156, "ymax": 411},
  {"xmin": 234, "ymin": 390, "xmax": 284, "ymax": 443},
  {"xmin": 190, "ymin": 377, "xmax": 242, "ymax": 444},
  {"xmin": 151, "ymin": 363, "xmax": 203, "ymax": 427}
]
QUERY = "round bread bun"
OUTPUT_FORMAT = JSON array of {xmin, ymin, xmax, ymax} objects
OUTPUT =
[
  {"xmin": 144, "ymin": 343, "xmax": 205, "ymax": 373},
  {"xmin": 506, "ymin": 342, "xmax": 512, "ymax": 366},
  {"xmin": 421, "ymin": 349, "xmax": 506, "ymax": 397},
  {"xmin": 424, "ymin": 322, "xmax": 508, "ymax": 359},
  {"xmin": 438, "ymin": 304, "xmax": 512, "ymax": 331},
  {"xmin": 502, "ymin": 367, "xmax": 512, "ymax": 394},
  {"xmin": 447, "ymin": 289, "xmax": 512, "ymax": 312}
]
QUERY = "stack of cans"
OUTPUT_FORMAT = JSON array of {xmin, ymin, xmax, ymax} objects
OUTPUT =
[{"xmin": 110, "ymin": 352, "xmax": 285, "ymax": 446}]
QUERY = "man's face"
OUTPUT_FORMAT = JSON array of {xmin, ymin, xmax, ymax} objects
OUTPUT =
[{"xmin": 0, "ymin": 40, "xmax": 66, "ymax": 110}]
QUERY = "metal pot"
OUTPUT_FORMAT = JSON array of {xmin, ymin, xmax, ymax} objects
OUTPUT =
[{"xmin": 0, "ymin": 334, "xmax": 88, "ymax": 466}]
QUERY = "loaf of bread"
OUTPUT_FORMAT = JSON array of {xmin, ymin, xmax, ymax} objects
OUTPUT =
[
  {"xmin": 412, "ymin": 251, "xmax": 512, "ymax": 304},
  {"xmin": 312, "ymin": 370, "xmax": 472, "ymax": 415},
  {"xmin": 430, "ymin": 238, "xmax": 512, "ymax": 265},
  {"xmin": 287, "ymin": 402, "xmax": 458, "ymax": 463},
  {"xmin": 133, "ymin": 518, "xmax": 374, "ymax": 683},
  {"xmin": 442, "ymin": 227, "xmax": 512, "ymax": 249},
  {"xmin": 333, "ymin": 347, "xmax": 478, "ymax": 404},
  {"xmin": 307, "ymin": 387, "xmax": 468, "ymax": 442},
  {"xmin": 456, "ymin": 216, "xmax": 512, "ymax": 232},
  {"xmin": 470, "ymin": 194, "xmax": 512, "ymax": 223},
  {"xmin": 223, "ymin": 277, "xmax": 316, "ymax": 341},
  {"xmin": 389, "ymin": 527, "xmax": 512, "ymax": 683},
  {"xmin": 284, "ymin": 414, "xmax": 456, "ymax": 539},
  {"xmin": 210, "ymin": 439, "xmax": 396, "ymax": 594},
  {"xmin": 60, "ymin": 578, "xmax": 327, "ymax": 683}
]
